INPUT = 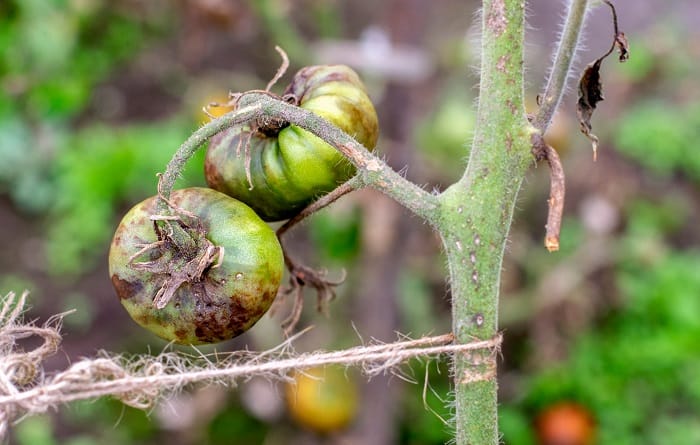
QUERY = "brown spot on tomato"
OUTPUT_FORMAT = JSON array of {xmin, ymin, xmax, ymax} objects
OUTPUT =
[
  {"xmin": 174, "ymin": 328, "xmax": 188, "ymax": 342},
  {"xmin": 284, "ymin": 66, "xmax": 354, "ymax": 103},
  {"xmin": 111, "ymin": 275, "xmax": 143, "ymax": 300},
  {"xmin": 194, "ymin": 298, "xmax": 246, "ymax": 343}
]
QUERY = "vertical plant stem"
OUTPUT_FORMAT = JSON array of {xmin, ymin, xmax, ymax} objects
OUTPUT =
[
  {"xmin": 438, "ymin": 0, "xmax": 531, "ymax": 443},
  {"xmin": 534, "ymin": 0, "xmax": 590, "ymax": 131}
]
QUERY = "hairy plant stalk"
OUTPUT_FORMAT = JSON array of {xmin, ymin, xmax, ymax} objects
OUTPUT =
[
  {"xmin": 534, "ymin": 0, "xmax": 590, "ymax": 131},
  {"xmin": 439, "ymin": 0, "xmax": 531, "ymax": 443}
]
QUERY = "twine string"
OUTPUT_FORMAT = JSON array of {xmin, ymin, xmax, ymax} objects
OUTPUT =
[{"xmin": 0, "ymin": 292, "xmax": 502, "ymax": 440}]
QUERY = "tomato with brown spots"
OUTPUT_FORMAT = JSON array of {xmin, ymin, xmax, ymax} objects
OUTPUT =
[{"xmin": 109, "ymin": 187, "xmax": 283, "ymax": 344}]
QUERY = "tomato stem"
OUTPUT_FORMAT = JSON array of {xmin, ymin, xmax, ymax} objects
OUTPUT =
[
  {"xmin": 276, "ymin": 176, "xmax": 362, "ymax": 239},
  {"xmin": 438, "ymin": 0, "xmax": 533, "ymax": 442}
]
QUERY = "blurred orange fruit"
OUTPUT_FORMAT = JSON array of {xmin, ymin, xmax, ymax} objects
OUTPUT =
[
  {"xmin": 285, "ymin": 365, "xmax": 358, "ymax": 434},
  {"xmin": 535, "ymin": 402, "xmax": 595, "ymax": 445},
  {"xmin": 196, "ymin": 93, "xmax": 234, "ymax": 125}
]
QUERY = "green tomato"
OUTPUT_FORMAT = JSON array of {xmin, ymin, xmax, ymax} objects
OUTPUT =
[
  {"xmin": 205, "ymin": 65, "xmax": 379, "ymax": 221},
  {"xmin": 109, "ymin": 187, "xmax": 284, "ymax": 344}
]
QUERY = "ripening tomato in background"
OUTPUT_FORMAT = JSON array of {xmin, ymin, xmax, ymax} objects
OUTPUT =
[
  {"xmin": 285, "ymin": 365, "xmax": 359, "ymax": 434},
  {"xmin": 197, "ymin": 94, "xmax": 235, "ymax": 125},
  {"xmin": 535, "ymin": 402, "xmax": 596, "ymax": 445},
  {"xmin": 205, "ymin": 64, "xmax": 379, "ymax": 221},
  {"xmin": 109, "ymin": 187, "xmax": 284, "ymax": 344}
]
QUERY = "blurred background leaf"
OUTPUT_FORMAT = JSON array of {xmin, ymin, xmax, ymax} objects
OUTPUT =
[{"xmin": 2, "ymin": 1, "xmax": 700, "ymax": 444}]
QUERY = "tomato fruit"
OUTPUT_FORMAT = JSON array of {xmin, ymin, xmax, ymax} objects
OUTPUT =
[
  {"xmin": 285, "ymin": 365, "xmax": 358, "ymax": 434},
  {"xmin": 205, "ymin": 65, "xmax": 379, "ymax": 221},
  {"xmin": 535, "ymin": 402, "xmax": 595, "ymax": 445},
  {"xmin": 197, "ymin": 93, "xmax": 235, "ymax": 125},
  {"xmin": 109, "ymin": 187, "xmax": 284, "ymax": 345}
]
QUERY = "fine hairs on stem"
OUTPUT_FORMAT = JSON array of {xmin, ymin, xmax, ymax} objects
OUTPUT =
[{"xmin": 534, "ymin": 0, "xmax": 590, "ymax": 132}]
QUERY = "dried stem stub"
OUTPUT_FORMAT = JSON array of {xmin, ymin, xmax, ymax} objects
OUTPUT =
[{"xmin": 531, "ymin": 132, "xmax": 566, "ymax": 252}]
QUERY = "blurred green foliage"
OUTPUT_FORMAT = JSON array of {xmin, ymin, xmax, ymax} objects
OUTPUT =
[
  {"xmin": 501, "ymin": 209, "xmax": 700, "ymax": 443},
  {"xmin": 0, "ymin": 0, "xmax": 169, "ymax": 120},
  {"xmin": 616, "ymin": 101, "xmax": 700, "ymax": 181},
  {"xmin": 14, "ymin": 416, "xmax": 57, "ymax": 445},
  {"xmin": 309, "ymin": 206, "xmax": 362, "ymax": 264},
  {"xmin": 207, "ymin": 401, "xmax": 267, "ymax": 445},
  {"xmin": 414, "ymin": 89, "xmax": 475, "ymax": 184},
  {"xmin": 46, "ymin": 119, "xmax": 204, "ymax": 276},
  {"xmin": 62, "ymin": 399, "xmax": 158, "ymax": 444},
  {"xmin": 399, "ymin": 361, "xmax": 453, "ymax": 445},
  {"xmin": 0, "ymin": 0, "xmax": 201, "ymax": 276}
]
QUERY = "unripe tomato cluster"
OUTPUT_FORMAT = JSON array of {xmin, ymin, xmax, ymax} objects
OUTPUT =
[
  {"xmin": 205, "ymin": 65, "xmax": 379, "ymax": 221},
  {"xmin": 109, "ymin": 65, "xmax": 379, "ymax": 344}
]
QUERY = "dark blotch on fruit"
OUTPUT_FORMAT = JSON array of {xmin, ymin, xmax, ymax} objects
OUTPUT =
[
  {"xmin": 285, "ymin": 66, "xmax": 353, "ymax": 101},
  {"xmin": 111, "ymin": 275, "xmax": 143, "ymax": 300},
  {"xmin": 174, "ymin": 328, "xmax": 188, "ymax": 342},
  {"xmin": 192, "ymin": 286, "xmax": 277, "ymax": 343}
]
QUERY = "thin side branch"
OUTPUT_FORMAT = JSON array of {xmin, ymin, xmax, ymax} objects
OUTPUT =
[
  {"xmin": 534, "ymin": 0, "xmax": 589, "ymax": 132},
  {"xmin": 274, "ymin": 176, "xmax": 363, "ymax": 334},
  {"xmin": 277, "ymin": 176, "xmax": 364, "ymax": 239}
]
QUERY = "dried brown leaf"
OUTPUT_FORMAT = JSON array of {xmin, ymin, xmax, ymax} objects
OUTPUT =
[
  {"xmin": 576, "ymin": 59, "xmax": 604, "ymax": 160},
  {"xmin": 615, "ymin": 32, "xmax": 629, "ymax": 62},
  {"xmin": 576, "ymin": 1, "xmax": 628, "ymax": 160}
]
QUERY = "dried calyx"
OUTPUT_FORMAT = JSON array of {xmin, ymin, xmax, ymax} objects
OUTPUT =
[{"xmin": 129, "ymin": 199, "xmax": 223, "ymax": 309}]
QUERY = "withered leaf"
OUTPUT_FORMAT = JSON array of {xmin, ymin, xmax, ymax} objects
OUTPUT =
[
  {"xmin": 616, "ymin": 32, "xmax": 629, "ymax": 62},
  {"xmin": 576, "ymin": 1, "xmax": 628, "ymax": 160},
  {"xmin": 576, "ymin": 59, "xmax": 604, "ymax": 160}
]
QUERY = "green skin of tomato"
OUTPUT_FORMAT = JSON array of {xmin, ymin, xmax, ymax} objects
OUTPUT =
[
  {"xmin": 109, "ymin": 187, "xmax": 284, "ymax": 345},
  {"xmin": 205, "ymin": 65, "xmax": 379, "ymax": 221}
]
